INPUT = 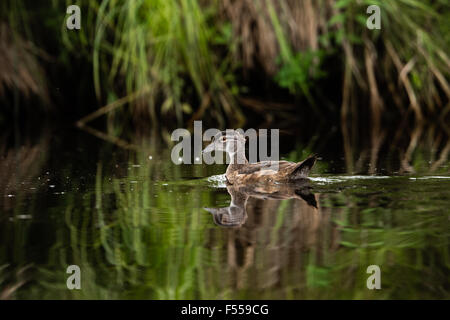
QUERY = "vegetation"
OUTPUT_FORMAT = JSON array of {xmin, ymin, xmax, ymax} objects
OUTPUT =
[
  {"xmin": 1, "ymin": 0, "xmax": 449, "ymax": 128},
  {"xmin": 1, "ymin": 1, "xmax": 449, "ymax": 301}
]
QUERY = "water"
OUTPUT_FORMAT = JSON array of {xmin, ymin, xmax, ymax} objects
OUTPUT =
[{"xmin": 0, "ymin": 128, "xmax": 449, "ymax": 299}]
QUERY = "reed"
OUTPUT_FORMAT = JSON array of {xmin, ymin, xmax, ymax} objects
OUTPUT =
[{"xmin": 0, "ymin": 0, "xmax": 449, "ymax": 129}]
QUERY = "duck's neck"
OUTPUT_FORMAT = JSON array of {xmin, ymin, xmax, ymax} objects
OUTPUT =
[
  {"xmin": 226, "ymin": 144, "xmax": 248, "ymax": 174},
  {"xmin": 229, "ymin": 187, "xmax": 248, "ymax": 209}
]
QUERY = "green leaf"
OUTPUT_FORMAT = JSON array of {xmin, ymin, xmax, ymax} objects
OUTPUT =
[
  {"xmin": 334, "ymin": 0, "xmax": 353, "ymax": 9},
  {"xmin": 329, "ymin": 13, "xmax": 346, "ymax": 26}
]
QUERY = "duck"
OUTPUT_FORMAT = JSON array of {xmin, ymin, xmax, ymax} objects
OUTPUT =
[
  {"xmin": 204, "ymin": 180, "xmax": 317, "ymax": 228},
  {"xmin": 204, "ymin": 184, "xmax": 249, "ymax": 228},
  {"xmin": 202, "ymin": 131, "xmax": 317, "ymax": 185}
]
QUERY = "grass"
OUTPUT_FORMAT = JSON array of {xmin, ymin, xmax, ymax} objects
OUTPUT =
[
  {"xmin": 87, "ymin": 0, "xmax": 244, "ymax": 127},
  {"xmin": 1, "ymin": 0, "xmax": 448, "ymax": 130},
  {"xmin": 1, "ymin": 0, "xmax": 449, "ymax": 298},
  {"xmin": 335, "ymin": 0, "xmax": 450, "ymax": 122}
]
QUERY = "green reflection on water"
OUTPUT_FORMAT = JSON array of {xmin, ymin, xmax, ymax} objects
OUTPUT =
[{"xmin": 0, "ymin": 138, "xmax": 449, "ymax": 300}]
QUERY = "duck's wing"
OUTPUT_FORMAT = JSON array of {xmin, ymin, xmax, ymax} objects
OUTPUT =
[{"xmin": 237, "ymin": 161, "xmax": 295, "ymax": 175}]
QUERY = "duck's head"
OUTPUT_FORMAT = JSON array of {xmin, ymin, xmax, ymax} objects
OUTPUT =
[
  {"xmin": 202, "ymin": 130, "xmax": 246, "ymax": 155},
  {"xmin": 204, "ymin": 206, "xmax": 247, "ymax": 228}
]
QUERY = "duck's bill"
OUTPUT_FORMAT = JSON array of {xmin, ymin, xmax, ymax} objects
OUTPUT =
[{"xmin": 203, "ymin": 207, "xmax": 218, "ymax": 214}]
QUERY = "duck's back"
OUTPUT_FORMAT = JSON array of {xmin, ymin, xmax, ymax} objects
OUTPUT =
[{"xmin": 227, "ymin": 155, "xmax": 317, "ymax": 184}]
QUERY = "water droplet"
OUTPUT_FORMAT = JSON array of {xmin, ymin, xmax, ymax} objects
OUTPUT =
[{"xmin": 16, "ymin": 214, "xmax": 32, "ymax": 219}]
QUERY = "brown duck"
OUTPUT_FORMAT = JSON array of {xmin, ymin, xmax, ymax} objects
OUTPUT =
[{"xmin": 202, "ymin": 131, "xmax": 317, "ymax": 185}]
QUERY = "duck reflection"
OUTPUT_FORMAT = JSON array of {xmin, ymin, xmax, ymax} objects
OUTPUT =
[{"xmin": 205, "ymin": 179, "xmax": 317, "ymax": 228}]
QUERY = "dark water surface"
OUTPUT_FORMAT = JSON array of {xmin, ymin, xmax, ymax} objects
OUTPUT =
[{"xmin": 1, "ymin": 128, "xmax": 449, "ymax": 299}]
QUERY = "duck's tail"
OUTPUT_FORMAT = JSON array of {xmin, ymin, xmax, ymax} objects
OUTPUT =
[{"xmin": 289, "ymin": 154, "xmax": 317, "ymax": 179}]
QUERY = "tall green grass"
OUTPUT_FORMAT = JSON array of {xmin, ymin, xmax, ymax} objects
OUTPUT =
[
  {"xmin": 1, "ymin": 0, "xmax": 449, "ymax": 128},
  {"xmin": 85, "ymin": 0, "xmax": 244, "ymax": 127}
]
